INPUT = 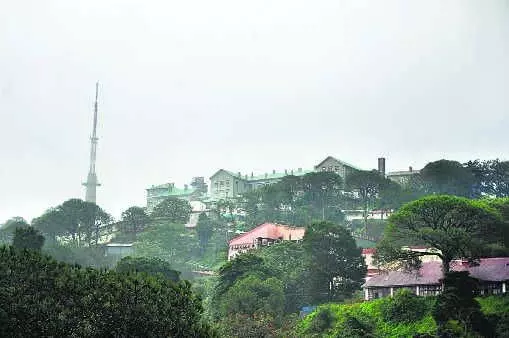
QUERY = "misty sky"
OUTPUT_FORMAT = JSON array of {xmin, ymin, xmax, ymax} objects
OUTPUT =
[{"xmin": 1, "ymin": 0, "xmax": 508, "ymax": 223}]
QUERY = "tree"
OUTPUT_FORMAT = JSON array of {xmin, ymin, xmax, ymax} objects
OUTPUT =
[
  {"xmin": 151, "ymin": 197, "xmax": 192, "ymax": 223},
  {"xmin": 220, "ymin": 275, "xmax": 285, "ymax": 320},
  {"xmin": 346, "ymin": 170, "xmax": 385, "ymax": 231},
  {"xmin": 256, "ymin": 241, "xmax": 308, "ymax": 313},
  {"xmin": 0, "ymin": 216, "xmax": 29, "ymax": 244},
  {"xmin": 33, "ymin": 199, "xmax": 113, "ymax": 247},
  {"xmin": 0, "ymin": 246, "xmax": 213, "ymax": 337},
  {"xmin": 303, "ymin": 221, "xmax": 367, "ymax": 304},
  {"xmin": 465, "ymin": 159, "xmax": 509, "ymax": 198},
  {"xmin": 196, "ymin": 213, "xmax": 214, "ymax": 255},
  {"xmin": 116, "ymin": 256, "xmax": 180, "ymax": 282},
  {"xmin": 120, "ymin": 206, "xmax": 150, "ymax": 241},
  {"xmin": 300, "ymin": 172, "xmax": 345, "ymax": 223},
  {"xmin": 376, "ymin": 195, "xmax": 502, "ymax": 273},
  {"xmin": 420, "ymin": 159, "xmax": 476, "ymax": 197},
  {"xmin": 212, "ymin": 254, "xmax": 271, "ymax": 319},
  {"xmin": 12, "ymin": 226, "xmax": 45, "ymax": 251},
  {"xmin": 32, "ymin": 208, "xmax": 65, "ymax": 242},
  {"xmin": 433, "ymin": 271, "xmax": 493, "ymax": 337}
]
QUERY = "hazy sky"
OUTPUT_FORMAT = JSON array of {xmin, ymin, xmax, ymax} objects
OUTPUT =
[{"xmin": 1, "ymin": 0, "xmax": 508, "ymax": 223}]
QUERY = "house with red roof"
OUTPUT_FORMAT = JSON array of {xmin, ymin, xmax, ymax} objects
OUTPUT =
[
  {"xmin": 228, "ymin": 223, "xmax": 305, "ymax": 260},
  {"xmin": 362, "ymin": 257, "xmax": 509, "ymax": 300}
]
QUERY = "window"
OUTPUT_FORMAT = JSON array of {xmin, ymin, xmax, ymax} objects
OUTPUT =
[
  {"xmin": 334, "ymin": 166, "xmax": 339, "ymax": 172},
  {"xmin": 419, "ymin": 284, "xmax": 442, "ymax": 296},
  {"xmin": 225, "ymin": 180, "xmax": 230, "ymax": 186},
  {"xmin": 322, "ymin": 167, "xmax": 326, "ymax": 171},
  {"xmin": 328, "ymin": 166, "xmax": 333, "ymax": 171}
]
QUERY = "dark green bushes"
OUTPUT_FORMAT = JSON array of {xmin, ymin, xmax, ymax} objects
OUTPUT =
[{"xmin": 381, "ymin": 289, "xmax": 429, "ymax": 323}]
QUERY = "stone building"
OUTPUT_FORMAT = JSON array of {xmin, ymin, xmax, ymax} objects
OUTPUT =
[
  {"xmin": 209, "ymin": 168, "xmax": 312, "ymax": 199},
  {"xmin": 314, "ymin": 156, "xmax": 361, "ymax": 179}
]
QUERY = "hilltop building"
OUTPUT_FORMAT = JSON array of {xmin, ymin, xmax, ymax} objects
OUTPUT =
[
  {"xmin": 210, "ymin": 155, "xmax": 366, "ymax": 200},
  {"xmin": 146, "ymin": 180, "xmax": 204, "ymax": 212},
  {"xmin": 314, "ymin": 156, "xmax": 362, "ymax": 177},
  {"xmin": 209, "ymin": 168, "xmax": 313, "ymax": 200},
  {"xmin": 147, "ymin": 155, "xmax": 419, "ymax": 206},
  {"xmin": 228, "ymin": 223, "xmax": 305, "ymax": 260},
  {"xmin": 387, "ymin": 166, "xmax": 420, "ymax": 185}
]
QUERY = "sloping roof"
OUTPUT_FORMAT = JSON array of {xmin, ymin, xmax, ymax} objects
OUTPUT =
[
  {"xmin": 364, "ymin": 258, "xmax": 509, "ymax": 288},
  {"xmin": 314, "ymin": 156, "xmax": 362, "ymax": 171},
  {"xmin": 228, "ymin": 223, "xmax": 305, "ymax": 246},
  {"xmin": 247, "ymin": 169, "xmax": 313, "ymax": 182},
  {"xmin": 210, "ymin": 169, "xmax": 240, "ymax": 180},
  {"xmin": 147, "ymin": 183, "xmax": 196, "ymax": 197}
]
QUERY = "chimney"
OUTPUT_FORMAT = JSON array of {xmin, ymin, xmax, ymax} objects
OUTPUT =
[
  {"xmin": 251, "ymin": 172, "xmax": 254, "ymax": 178},
  {"xmin": 272, "ymin": 169, "xmax": 276, "ymax": 174},
  {"xmin": 377, "ymin": 157, "xmax": 386, "ymax": 177},
  {"xmin": 238, "ymin": 172, "xmax": 241, "ymax": 177},
  {"xmin": 169, "ymin": 183, "xmax": 175, "ymax": 191},
  {"xmin": 285, "ymin": 169, "xmax": 288, "ymax": 175},
  {"xmin": 291, "ymin": 169, "xmax": 294, "ymax": 175},
  {"xmin": 409, "ymin": 166, "xmax": 413, "ymax": 172}
]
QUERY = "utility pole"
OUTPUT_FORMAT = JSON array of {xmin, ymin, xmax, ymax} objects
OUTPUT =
[{"xmin": 83, "ymin": 82, "xmax": 101, "ymax": 203}]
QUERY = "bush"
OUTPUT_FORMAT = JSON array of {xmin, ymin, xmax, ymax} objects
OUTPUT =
[
  {"xmin": 306, "ymin": 308, "xmax": 336, "ymax": 334},
  {"xmin": 381, "ymin": 289, "xmax": 429, "ymax": 323}
]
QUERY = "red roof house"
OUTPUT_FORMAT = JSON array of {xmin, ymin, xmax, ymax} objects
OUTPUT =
[
  {"xmin": 363, "ymin": 257, "xmax": 509, "ymax": 300},
  {"xmin": 228, "ymin": 223, "xmax": 305, "ymax": 260}
]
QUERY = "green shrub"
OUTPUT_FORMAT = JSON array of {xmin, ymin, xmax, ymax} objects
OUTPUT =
[
  {"xmin": 307, "ymin": 308, "xmax": 337, "ymax": 334},
  {"xmin": 338, "ymin": 314, "xmax": 376, "ymax": 337},
  {"xmin": 381, "ymin": 289, "xmax": 428, "ymax": 323}
]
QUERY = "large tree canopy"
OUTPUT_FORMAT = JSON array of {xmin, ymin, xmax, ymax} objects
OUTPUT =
[
  {"xmin": 115, "ymin": 256, "xmax": 180, "ymax": 282},
  {"xmin": 119, "ymin": 206, "xmax": 150, "ymax": 241},
  {"xmin": 151, "ymin": 197, "xmax": 192, "ymax": 223},
  {"xmin": 32, "ymin": 199, "xmax": 113, "ymax": 247},
  {"xmin": 420, "ymin": 160, "xmax": 476, "ymax": 197},
  {"xmin": 0, "ymin": 246, "xmax": 212, "ymax": 337},
  {"xmin": 303, "ymin": 221, "xmax": 367, "ymax": 303},
  {"xmin": 376, "ymin": 195, "xmax": 503, "ymax": 272},
  {"xmin": 12, "ymin": 226, "xmax": 45, "ymax": 251}
]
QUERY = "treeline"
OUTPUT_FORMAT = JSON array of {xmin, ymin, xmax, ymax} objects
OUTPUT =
[
  {"xmin": 210, "ymin": 158, "xmax": 509, "ymax": 232},
  {"xmin": 0, "ymin": 244, "xmax": 212, "ymax": 337}
]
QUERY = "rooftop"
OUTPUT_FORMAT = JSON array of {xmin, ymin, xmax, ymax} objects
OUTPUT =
[
  {"xmin": 229, "ymin": 222, "xmax": 305, "ymax": 246},
  {"xmin": 387, "ymin": 170, "xmax": 420, "ymax": 176},
  {"xmin": 147, "ymin": 183, "xmax": 196, "ymax": 197},
  {"xmin": 364, "ymin": 257, "xmax": 509, "ymax": 288}
]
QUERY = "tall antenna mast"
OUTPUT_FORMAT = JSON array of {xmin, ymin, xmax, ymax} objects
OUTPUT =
[{"xmin": 83, "ymin": 82, "xmax": 101, "ymax": 203}]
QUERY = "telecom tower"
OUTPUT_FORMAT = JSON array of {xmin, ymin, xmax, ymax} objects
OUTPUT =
[{"xmin": 83, "ymin": 82, "xmax": 101, "ymax": 203}]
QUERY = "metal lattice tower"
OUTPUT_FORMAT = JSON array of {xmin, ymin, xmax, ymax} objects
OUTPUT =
[{"xmin": 83, "ymin": 82, "xmax": 101, "ymax": 203}]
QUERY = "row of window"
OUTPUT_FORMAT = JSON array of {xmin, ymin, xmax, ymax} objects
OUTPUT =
[{"xmin": 321, "ymin": 165, "xmax": 345, "ymax": 173}]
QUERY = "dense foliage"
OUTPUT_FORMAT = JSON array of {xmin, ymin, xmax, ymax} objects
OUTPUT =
[
  {"xmin": 376, "ymin": 195, "xmax": 504, "ymax": 272},
  {"xmin": 12, "ymin": 226, "xmax": 45, "ymax": 251},
  {"xmin": 0, "ymin": 246, "xmax": 213, "ymax": 337},
  {"xmin": 115, "ymin": 256, "xmax": 181, "ymax": 282},
  {"xmin": 150, "ymin": 197, "xmax": 192, "ymax": 223},
  {"xmin": 303, "ymin": 221, "xmax": 367, "ymax": 303}
]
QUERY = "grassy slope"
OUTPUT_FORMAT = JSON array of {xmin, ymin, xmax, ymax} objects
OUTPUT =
[{"xmin": 296, "ymin": 295, "xmax": 509, "ymax": 337}]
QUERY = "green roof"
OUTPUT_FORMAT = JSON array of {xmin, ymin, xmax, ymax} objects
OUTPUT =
[
  {"xmin": 147, "ymin": 184, "xmax": 196, "ymax": 197},
  {"xmin": 247, "ymin": 169, "xmax": 314, "ymax": 181}
]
